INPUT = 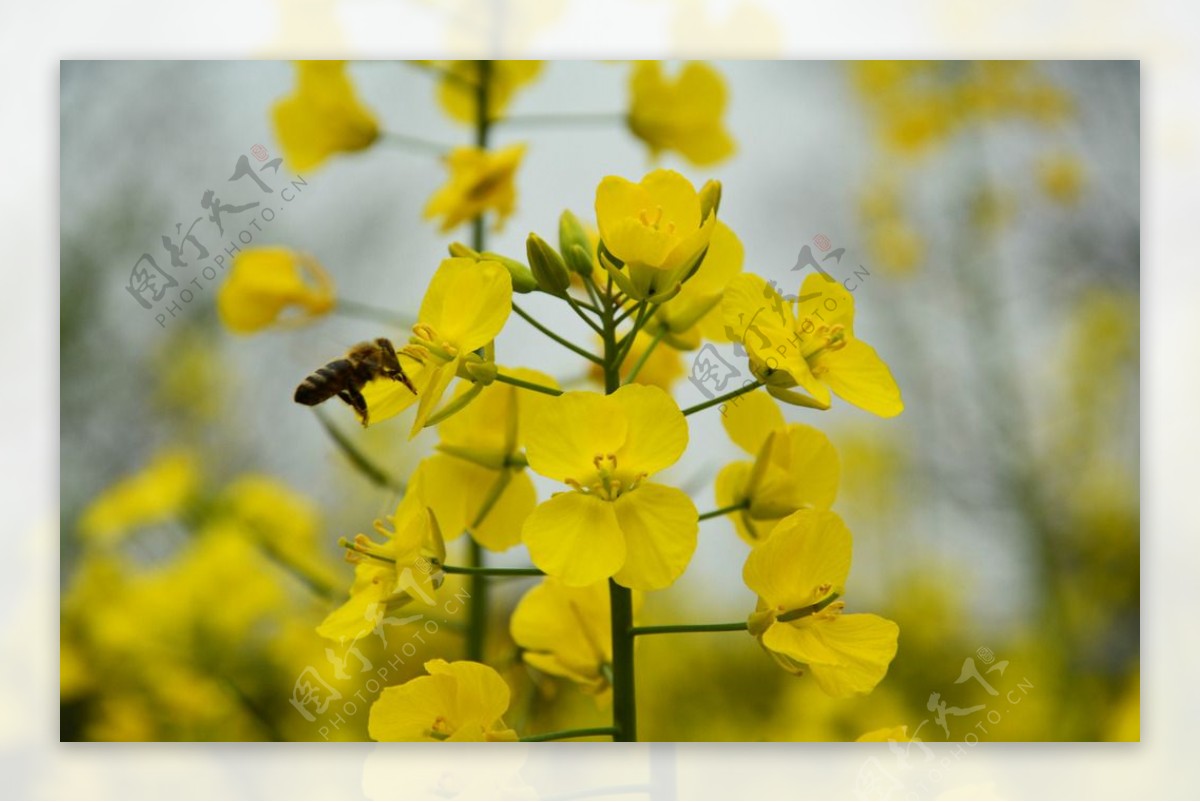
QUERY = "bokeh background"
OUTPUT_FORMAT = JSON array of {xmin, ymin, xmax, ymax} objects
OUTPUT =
[{"xmin": 59, "ymin": 60, "xmax": 1138, "ymax": 745}]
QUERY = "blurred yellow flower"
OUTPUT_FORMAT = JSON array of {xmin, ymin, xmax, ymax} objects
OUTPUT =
[
  {"xmin": 360, "ymin": 257, "xmax": 513, "ymax": 435},
  {"xmin": 510, "ymin": 577, "xmax": 641, "ymax": 701},
  {"xmin": 867, "ymin": 218, "xmax": 925, "ymax": 277},
  {"xmin": 628, "ymin": 61, "xmax": 735, "ymax": 166},
  {"xmin": 318, "ymin": 493, "xmax": 445, "ymax": 643},
  {"xmin": 721, "ymin": 272, "xmax": 903, "ymax": 417},
  {"xmin": 744, "ymin": 509, "xmax": 899, "ymax": 697},
  {"xmin": 1038, "ymin": 152, "xmax": 1086, "ymax": 205},
  {"xmin": 434, "ymin": 61, "xmax": 543, "ymax": 124},
  {"xmin": 715, "ymin": 390, "xmax": 840, "ymax": 544},
  {"xmin": 522, "ymin": 384, "xmax": 698, "ymax": 590},
  {"xmin": 646, "ymin": 219, "xmax": 744, "ymax": 350},
  {"xmin": 273, "ymin": 60, "xmax": 380, "ymax": 171},
  {"xmin": 595, "ymin": 169, "xmax": 719, "ymax": 301},
  {"xmin": 425, "ymin": 144, "xmax": 526, "ymax": 233},
  {"xmin": 217, "ymin": 247, "xmax": 334, "ymax": 334},
  {"xmin": 219, "ymin": 474, "xmax": 342, "ymax": 594},
  {"xmin": 368, "ymin": 659, "xmax": 518, "ymax": 741},
  {"xmin": 78, "ymin": 450, "xmax": 198, "ymax": 546}
]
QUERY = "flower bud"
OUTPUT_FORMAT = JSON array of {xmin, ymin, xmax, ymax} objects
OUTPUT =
[
  {"xmin": 559, "ymin": 210, "xmax": 594, "ymax": 275},
  {"xmin": 480, "ymin": 252, "xmax": 538, "ymax": 294},
  {"xmin": 700, "ymin": 179, "xmax": 722, "ymax": 221},
  {"xmin": 526, "ymin": 233, "xmax": 571, "ymax": 296}
]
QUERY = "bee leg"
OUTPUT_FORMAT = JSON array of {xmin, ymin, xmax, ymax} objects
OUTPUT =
[
  {"xmin": 391, "ymin": 370, "xmax": 418, "ymax": 395},
  {"xmin": 340, "ymin": 386, "xmax": 370, "ymax": 427}
]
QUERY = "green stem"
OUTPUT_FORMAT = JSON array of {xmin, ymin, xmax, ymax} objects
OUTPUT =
[
  {"xmin": 623, "ymin": 326, "xmax": 665, "ymax": 385},
  {"xmin": 442, "ymin": 565, "xmax": 544, "ymax": 577},
  {"xmin": 566, "ymin": 294, "xmax": 605, "ymax": 335},
  {"xmin": 463, "ymin": 59, "xmax": 493, "ymax": 665},
  {"xmin": 631, "ymin": 622, "xmax": 749, "ymax": 636},
  {"xmin": 681, "ymin": 380, "xmax": 765, "ymax": 416},
  {"xmin": 697, "ymin": 500, "xmax": 749, "ymax": 522},
  {"xmin": 494, "ymin": 372, "xmax": 565, "ymax": 397},
  {"xmin": 381, "ymin": 131, "xmax": 452, "ymax": 155},
  {"xmin": 512, "ymin": 302, "xmax": 603, "ymax": 364},
  {"xmin": 313, "ymin": 408, "xmax": 404, "ymax": 492},
  {"xmin": 496, "ymin": 112, "xmax": 626, "ymax": 127},
  {"xmin": 332, "ymin": 298, "xmax": 413, "ymax": 328},
  {"xmin": 520, "ymin": 726, "xmax": 618, "ymax": 742}
]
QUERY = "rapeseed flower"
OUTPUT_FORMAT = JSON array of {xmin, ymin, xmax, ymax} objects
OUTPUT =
[
  {"xmin": 359, "ymin": 257, "xmax": 513, "ymax": 435},
  {"xmin": 273, "ymin": 61, "xmax": 380, "ymax": 171},
  {"xmin": 743, "ymin": 509, "xmax": 899, "ymax": 697},
  {"xmin": 434, "ymin": 60, "xmax": 543, "ymax": 124},
  {"xmin": 595, "ymin": 169, "xmax": 719, "ymax": 301},
  {"xmin": 715, "ymin": 390, "xmax": 840, "ymax": 543},
  {"xmin": 78, "ymin": 450, "xmax": 198, "ymax": 546},
  {"xmin": 627, "ymin": 61, "xmax": 735, "ymax": 166},
  {"xmin": 217, "ymin": 247, "xmax": 334, "ymax": 334},
  {"xmin": 425, "ymin": 144, "xmax": 526, "ymax": 233},
  {"xmin": 368, "ymin": 659, "xmax": 518, "ymax": 741},
  {"xmin": 721, "ymin": 272, "xmax": 903, "ymax": 417},
  {"xmin": 521, "ymin": 384, "xmax": 698, "ymax": 590}
]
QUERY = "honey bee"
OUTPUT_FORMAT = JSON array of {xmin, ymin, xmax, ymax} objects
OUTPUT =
[{"xmin": 294, "ymin": 337, "xmax": 417, "ymax": 425}]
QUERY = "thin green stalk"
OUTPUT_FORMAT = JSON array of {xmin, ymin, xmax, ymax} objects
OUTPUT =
[
  {"xmin": 697, "ymin": 500, "xmax": 749, "ymax": 522},
  {"xmin": 494, "ymin": 372, "xmax": 565, "ymax": 397},
  {"xmin": 313, "ymin": 408, "xmax": 404, "ymax": 492},
  {"xmin": 496, "ymin": 112, "xmax": 626, "ymax": 127},
  {"xmin": 631, "ymin": 622, "xmax": 749, "ymax": 636},
  {"xmin": 681, "ymin": 380, "xmax": 765, "ymax": 416},
  {"xmin": 566, "ymin": 294, "xmax": 605, "ymax": 334},
  {"xmin": 512, "ymin": 302, "xmax": 603, "ymax": 364},
  {"xmin": 442, "ymin": 565, "xmax": 545, "ymax": 577},
  {"xmin": 623, "ymin": 326, "xmax": 666, "ymax": 385},
  {"xmin": 381, "ymin": 131, "xmax": 452, "ymax": 155},
  {"xmin": 520, "ymin": 726, "xmax": 618, "ymax": 742},
  {"xmin": 464, "ymin": 59, "xmax": 493, "ymax": 665}
]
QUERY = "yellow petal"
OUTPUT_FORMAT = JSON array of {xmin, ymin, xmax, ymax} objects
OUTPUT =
[
  {"xmin": 524, "ymin": 392, "xmax": 628, "ymax": 484},
  {"xmin": 715, "ymin": 460, "xmax": 766, "ymax": 544},
  {"xmin": 813, "ymin": 339, "xmax": 904, "ymax": 418},
  {"xmin": 611, "ymin": 384, "xmax": 688, "ymax": 478},
  {"xmin": 522, "ymin": 493, "xmax": 625, "ymax": 586},
  {"xmin": 742, "ymin": 509, "xmax": 852, "ymax": 609},
  {"xmin": 510, "ymin": 578, "xmax": 612, "ymax": 688},
  {"xmin": 721, "ymin": 389, "xmax": 785, "ymax": 455},
  {"xmin": 762, "ymin": 613, "xmax": 899, "ymax": 698},
  {"xmin": 721, "ymin": 273, "xmax": 794, "ymax": 337},
  {"xmin": 797, "ymin": 272, "xmax": 855, "ymax": 334},
  {"xmin": 419, "ymin": 258, "xmax": 513, "ymax": 352},
  {"xmin": 611, "ymin": 483, "xmax": 698, "ymax": 591},
  {"xmin": 410, "ymin": 455, "xmax": 533, "ymax": 551},
  {"xmin": 427, "ymin": 658, "xmax": 511, "ymax": 727},
  {"xmin": 368, "ymin": 674, "xmax": 452, "ymax": 741},
  {"xmin": 436, "ymin": 61, "xmax": 543, "ymax": 124},
  {"xmin": 315, "ymin": 562, "xmax": 390, "ymax": 643}
]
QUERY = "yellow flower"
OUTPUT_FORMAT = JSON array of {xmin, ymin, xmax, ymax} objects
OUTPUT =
[
  {"xmin": 272, "ymin": 61, "xmax": 380, "ymax": 171},
  {"xmin": 721, "ymin": 272, "xmax": 903, "ymax": 417},
  {"xmin": 715, "ymin": 390, "xmax": 840, "ymax": 544},
  {"xmin": 867, "ymin": 218, "xmax": 925, "ymax": 277},
  {"xmin": 219, "ymin": 475, "xmax": 342, "ymax": 594},
  {"xmin": 645, "ymin": 219, "xmax": 744, "ymax": 350},
  {"xmin": 359, "ymin": 257, "xmax": 513, "ymax": 435},
  {"xmin": 588, "ymin": 329, "xmax": 686, "ymax": 392},
  {"xmin": 368, "ymin": 659, "xmax": 518, "ymax": 741},
  {"xmin": 317, "ymin": 493, "xmax": 445, "ymax": 643},
  {"xmin": 425, "ymin": 144, "xmax": 526, "ymax": 233},
  {"xmin": 217, "ymin": 247, "xmax": 334, "ymax": 334},
  {"xmin": 628, "ymin": 61, "xmax": 735, "ymax": 166},
  {"xmin": 743, "ymin": 509, "xmax": 899, "ymax": 697},
  {"xmin": 510, "ymin": 577, "xmax": 641, "ymax": 701},
  {"xmin": 1038, "ymin": 152, "xmax": 1085, "ymax": 205},
  {"xmin": 595, "ymin": 169, "xmax": 719, "ymax": 301},
  {"xmin": 409, "ymin": 368, "xmax": 556, "ymax": 551},
  {"xmin": 78, "ymin": 450, "xmax": 198, "ymax": 546},
  {"xmin": 522, "ymin": 384, "xmax": 698, "ymax": 590},
  {"xmin": 435, "ymin": 61, "xmax": 543, "ymax": 124}
]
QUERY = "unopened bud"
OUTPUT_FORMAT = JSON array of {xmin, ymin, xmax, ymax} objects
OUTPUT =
[
  {"xmin": 526, "ymin": 233, "xmax": 571, "ymax": 296},
  {"xmin": 699, "ymin": 180, "xmax": 722, "ymax": 220},
  {"xmin": 480, "ymin": 252, "xmax": 538, "ymax": 294},
  {"xmin": 559, "ymin": 210, "xmax": 594, "ymax": 275}
]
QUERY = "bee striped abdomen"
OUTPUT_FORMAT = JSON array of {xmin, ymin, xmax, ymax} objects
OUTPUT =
[{"xmin": 294, "ymin": 359, "xmax": 351, "ymax": 405}]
